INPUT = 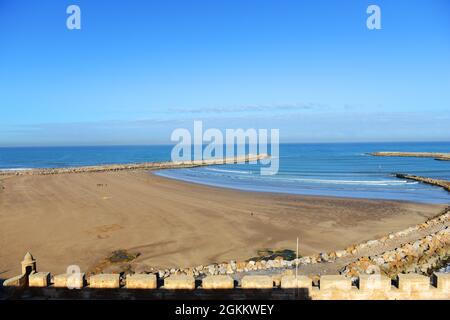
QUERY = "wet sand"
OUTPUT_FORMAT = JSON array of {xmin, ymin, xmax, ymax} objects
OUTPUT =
[{"xmin": 0, "ymin": 171, "xmax": 445, "ymax": 278}]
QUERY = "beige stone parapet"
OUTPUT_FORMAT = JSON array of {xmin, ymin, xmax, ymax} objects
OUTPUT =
[
  {"xmin": 2, "ymin": 274, "xmax": 27, "ymax": 287},
  {"xmin": 280, "ymin": 275, "xmax": 312, "ymax": 291},
  {"xmin": 163, "ymin": 275, "xmax": 195, "ymax": 290},
  {"xmin": 2, "ymin": 271, "xmax": 450, "ymax": 299},
  {"xmin": 398, "ymin": 273, "xmax": 430, "ymax": 292},
  {"xmin": 202, "ymin": 275, "xmax": 234, "ymax": 289},
  {"xmin": 126, "ymin": 274, "xmax": 157, "ymax": 289},
  {"xmin": 53, "ymin": 273, "xmax": 85, "ymax": 289},
  {"xmin": 2, "ymin": 253, "xmax": 449, "ymax": 299},
  {"xmin": 89, "ymin": 274, "xmax": 120, "ymax": 289},
  {"xmin": 310, "ymin": 287, "xmax": 361, "ymax": 300},
  {"xmin": 359, "ymin": 274, "xmax": 391, "ymax": 291},
  {"xmin": 3, "ymin": 253, "xmax": 37, "ymax": 287},
  {"xmin": 320, "ymin": 275, "xmax": 352, "ymax": 291},
  {"xmin": 241, "ymin": 275, "xmax": 273, "ymax": 289},
  {"xmin": 29, "ymin": 272, "xmax": 51, "ymax": 287},
  {"xmin": 435, "ymin": 272, "xmax": 450, "ymax": 291}
]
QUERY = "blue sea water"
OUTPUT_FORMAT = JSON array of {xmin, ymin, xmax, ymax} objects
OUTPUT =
[
  {"xmin": 1, "ymin": 142, "xmax": 450, "ymax": 204},
  {"xmin": 0, "ymin": 145, "xmax": 173, "ymax": 169},
  {"xmin": 156, "ymin": 142, "xmax": 450, "ymax": 204}
]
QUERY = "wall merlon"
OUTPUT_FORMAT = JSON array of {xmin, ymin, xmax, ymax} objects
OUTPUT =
[
  {"xmin": 241, "ymin": 275, "xmax": 273, "ymax": 289},
  {"xmin": 202, "ymin": 275, "xmax": 234, "ymax": 289},
  {"xmin": 434, "ymin": 272, "xmax": 450, "ymax": 291},
  {"xmin": 163, "ymin": 275, "xmax": 195, "ymax": 290},
  {"xmin": 126, "ymin": 274, "xmax": 157, "ymax": 289},
  {"xmin": 320, "ymin": 275, "xmax": 352, "ymax": 291},
  {"xmin": 398, "ymin": 274, "xmax": 430, "ymax": 292},
  {"xmin": 280, "ymin": 275, "xmax": 312, "ymax": 290},
  {"xmin": 29, "ymin": 272, "xmax": 50, "ymax": 287},
  {"xmin": 89, "ymin": 274, "xmax": 120, "ymax": 289},
  {"xmin": 53, "ymin": 273, "xmax": 85, "ymax": 289},
  {"xmin": 359, "ymin": 274, "xmax": 391, "ymax": 291}
]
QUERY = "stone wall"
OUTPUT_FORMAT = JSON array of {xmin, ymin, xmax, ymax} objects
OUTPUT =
[
  {"xmin": 342, "ymin": 226, "xmax": 450, "ymax": 279},
  {"xmin": 3, "ymin": 268, "xmax": 450, "ymax": 300}
]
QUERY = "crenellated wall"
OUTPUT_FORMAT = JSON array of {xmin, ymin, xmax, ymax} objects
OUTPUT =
[{"xmin": 3, "ymin": 254, "xmax": 449, "ymax": 300}]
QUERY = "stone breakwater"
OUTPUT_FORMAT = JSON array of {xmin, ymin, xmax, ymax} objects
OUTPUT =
[
  {"xmin": 370, "ymin": 151, "xmax": 450, "ymax": 161},
  {"xmin": 0, "ymin": 154, "xmax": 268, "ymax": 176},
  {"xmin": 395, "ymin": 173, "xmax": 450, "ymax": 193}
]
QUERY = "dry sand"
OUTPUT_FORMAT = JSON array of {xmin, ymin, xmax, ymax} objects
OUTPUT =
[{"xmin": 0, "ymin": 171, "xmax": 445, "ymax": 278}]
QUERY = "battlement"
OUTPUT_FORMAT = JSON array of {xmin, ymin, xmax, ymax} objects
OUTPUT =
[{"xmin": 2, "ymin": 253, "xmax": 449, "ymax": 300}]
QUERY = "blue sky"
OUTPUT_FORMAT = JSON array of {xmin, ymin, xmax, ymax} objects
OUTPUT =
[{"xmin": 0, "ymin": 0, "xmax": 449, "ymax": 146}]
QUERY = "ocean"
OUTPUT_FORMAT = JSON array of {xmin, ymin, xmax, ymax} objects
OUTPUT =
[{"xmin": 1, "ymin": 142, "xmax": 450, "ymax": 204}]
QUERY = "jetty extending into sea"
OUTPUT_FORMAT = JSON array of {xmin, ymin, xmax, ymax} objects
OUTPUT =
[{"xmin": 0, "ymin": 154, "xmax": 269, "ymax": 176}]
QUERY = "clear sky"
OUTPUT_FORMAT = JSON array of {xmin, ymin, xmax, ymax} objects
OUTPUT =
[{"xmin": 0, "ymin": 0, "xmax": 449, "ymax": 146}]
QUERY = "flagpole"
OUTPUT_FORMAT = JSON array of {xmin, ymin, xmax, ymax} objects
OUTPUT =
[{"xmin": 296, "ymin": 236, "xmax": 299, "ymax": 281}]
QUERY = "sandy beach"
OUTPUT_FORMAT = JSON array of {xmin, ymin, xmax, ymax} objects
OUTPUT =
[{"xmin": 0, "ymin": 170, "xmax": 445, "ymax": 279}]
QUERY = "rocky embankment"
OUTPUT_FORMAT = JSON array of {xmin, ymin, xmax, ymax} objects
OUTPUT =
[
  {"xmin": 341, "ymin": 226, "xmax": 450, "ymax": 280},
  {"xmin": 371, "ymin": 151, "xmax": 450, "ymax": 161},
  {"xmin": 0, "ymin": 154, "xmax": 268, "ymax": 176},
  {"xmin": 339, "ymin": 174, "xmax": 450, "ymax": 280}
]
